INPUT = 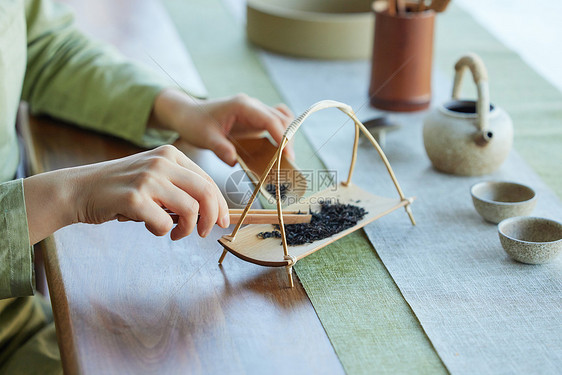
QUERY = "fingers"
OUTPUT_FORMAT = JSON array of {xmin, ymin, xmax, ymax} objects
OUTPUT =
[
  {"xmin": 167, "ymin": 147, "xmax": 230, "ymax": 228},
  {"xmin": 115, "ymin": 145, "xmax": 229, "ymax": 241},
  {"xmin": 233, "ymin": 96, "xmax": 295, "ymax": 160},
  {"xmin": 234, "ymin": 95, "xmax": 286, "ymax": 144},
  {"xmin": 143, "ymin": 201, "xmax": 175, "ymax": 237},
  {"xmin": 274, "ymin": 103, "xmax": 294, "ymax": 119},
  {"xmin": 164, "ymin": 169, "xmax": 218, "ymax": 238},
  {"xmin": 155, "ymin": 182, "xmax": 200, "ymax": 240},
  {"xmin": 209, "ymin": 135, "xmax": 237, "ymax": 167},
  {"xmin": 123, "ymin": 197, "xmax": 174, "ymax": 237}
]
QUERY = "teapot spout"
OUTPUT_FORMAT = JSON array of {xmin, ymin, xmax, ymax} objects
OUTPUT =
[{"xmin": 475, "ymin": 130, "xmax": 493, "ymax": 146}]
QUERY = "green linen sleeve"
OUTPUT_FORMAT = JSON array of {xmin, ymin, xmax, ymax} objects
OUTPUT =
[
  {"xmin": 21, "ymin": 0, "xmax": 178, "ymax": 147},
  {"xmin": 0, "ymin": 180, "xmax": 34, "ymax": 300}
]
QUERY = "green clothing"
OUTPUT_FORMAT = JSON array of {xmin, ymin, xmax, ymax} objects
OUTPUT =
[
  {"xmin": 1, "ymin": 0, "xmax": 175, "ymax": 371},
  {"xmin": 0, "ymin": 296, "xmax": 61, "ymax": 374}
]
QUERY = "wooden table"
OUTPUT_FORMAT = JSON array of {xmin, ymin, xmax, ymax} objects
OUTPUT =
[{"xmin": 21, "ymin": 0, "xmax": 344, "ymax": 373}]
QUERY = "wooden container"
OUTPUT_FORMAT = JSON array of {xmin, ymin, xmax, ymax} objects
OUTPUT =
[
  {"xmin": 246, "ymin": 0, "xmax": 374, "ymax": 60},
  {"xmin": 369, "ymin": 7, "xmax": 435, "ymax": 111}
]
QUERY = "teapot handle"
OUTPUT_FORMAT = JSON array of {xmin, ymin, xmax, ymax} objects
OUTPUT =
[{"xmin": 452, "ymin": 54, "xmax": 492, "ymax": 143}]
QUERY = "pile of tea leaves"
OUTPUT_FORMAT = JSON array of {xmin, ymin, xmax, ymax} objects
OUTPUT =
[{"xmin": 257, "ymin": 202, "xmax": 367, "ymax": 246}]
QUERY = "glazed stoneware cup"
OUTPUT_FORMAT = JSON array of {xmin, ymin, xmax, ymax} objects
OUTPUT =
[
  {"xmin": 498, "ymin": 216, "xmax": 562, "ymax": 264},
  {"xmin": 471, "ymin": 181, "xmax": 536, "ymax": 224}
]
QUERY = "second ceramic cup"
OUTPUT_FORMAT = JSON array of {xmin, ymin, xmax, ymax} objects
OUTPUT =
[{"xmin": 369, "ymin": 7, "xmax": 435, "ymax": 112}]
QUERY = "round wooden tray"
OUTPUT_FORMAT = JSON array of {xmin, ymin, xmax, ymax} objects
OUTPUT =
[{"xmin": 246, "ymin": 0, "xmax": 374, "ymax": 60}]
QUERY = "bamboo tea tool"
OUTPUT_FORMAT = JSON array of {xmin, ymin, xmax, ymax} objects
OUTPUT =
[
  {"xmin": 396, "ymin": 0, "xmax": 406, "ymax": 15},
  {"xmin": 429, "ymin": 0, "xmax": 451, "ymax": 13},
  {"xmin": 217, "ymin": 100, "xmax": 416, "ymax": 288},
  {"xmin": 388, "ymin": 0, "xmax": 397, "ymax": 16},
  {"xmin": 166, "ymin": 209, "xmax": 312, "ymax": 225}
]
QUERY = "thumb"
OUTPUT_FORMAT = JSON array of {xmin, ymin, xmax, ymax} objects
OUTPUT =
[{"xmin": 210, "ymin": 136, "xmax": 237, "ymax": 166}]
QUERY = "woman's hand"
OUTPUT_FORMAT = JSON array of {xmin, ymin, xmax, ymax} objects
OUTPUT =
[
  {"xmin": 150, "ymin": 89, "xmax": 295, "ymax": 166},
  {"xmin": 23, "ymin": 145, "xmax": 229, "ymax": 245}
]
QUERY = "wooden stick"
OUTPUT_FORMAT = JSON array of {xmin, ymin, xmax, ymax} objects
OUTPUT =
[
  {"xmin": 286, "ymin": 266, "xmax": 294, "ymax": 288},
  {"xmin": 232, "ymin": 213, "xmax": 311, "ymax": 225},
  {"xmin": 344, "ymin": 121, "xmax": 360, "ymax": 186},
  {"xmin": 430, "ymin": 0, "xmax": 451, "ymax": 12},
  {"xmin": 228, "ymin": 150, "xmax": 279, "ymax": 241},
  {"xmin": 165, "ymin": 208, "xmax": 306, "ymax": 215},
  {"xmin": 418, "ymin": 0, "xmax": 425, "ymax": 12},
  {"xmin": 276, "ymin": 139, "xmax": 291, "ymax": 259},
  {"xmin": 388, "ymin": 0, "xmax": 397, "ymax": 16},
  {"xmin": 166, "ymin": 209, "xmax": 311, "ymax": 225},
  {"xmin": 349, "ymin": 113, "xmax": 417, "ymax": 226},
  {"xmin": 396, "ymin": 0, "xmax": 406, "ymax": 15},
  {"xmin": 228, "ymin": 209, "xmax": 307, "ymax": 214},
  {"xmin": 218, "ymin": 249, "xmax": 228, "ymax": 264}
]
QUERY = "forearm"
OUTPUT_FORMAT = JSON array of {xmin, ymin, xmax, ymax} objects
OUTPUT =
[
  {"xmin": 23, "ymin": 0, "xmax": 173, "ymax": 147},
  {"xmin": 149, "ymin": 88, "xmax": 199, "ymax": 132},
  {"xmin": 23, "ymin": 169, "xmax": 77, "ymax": 245}
]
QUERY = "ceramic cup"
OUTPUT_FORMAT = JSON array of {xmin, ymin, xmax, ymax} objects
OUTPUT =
[
  {"xmin": 369, "ymin": 6, "xmax": 435, "ymax": 112},
  {"xmin": 498, "ymin": 216, "xmax": 562, "ymax": 264},
  {"xmin": 471, "ymin": 181, "xmax": 537, "ymax": 223}
]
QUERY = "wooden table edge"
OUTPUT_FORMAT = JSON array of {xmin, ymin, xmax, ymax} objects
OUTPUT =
[
  {"xmin": 18, "ymin": 105, "xmax": 82, "ymax": 374},
  {"xmin": 41, "ymin": 236, "xmax": 81, "ymax": 375}
]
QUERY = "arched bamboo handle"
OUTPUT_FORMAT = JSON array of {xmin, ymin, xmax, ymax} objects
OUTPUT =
[
  {"xmin": 282, "ymin": 100, "xmax": 353, "ymax": 141},
  {"xmin": 452, "ymin": 54, "xmax": 491, "ymax": 141},
  {"xmin": 226, "ymin": 100, "xmax": 415, "ymax": 248},
  {"xmin": 453, "ymin": 53, "xmax": 488, "ymax": 90}
]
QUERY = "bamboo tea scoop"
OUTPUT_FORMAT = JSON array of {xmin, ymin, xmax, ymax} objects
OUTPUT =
[
  {"xmin": 165, "ymin": 208, "xmax": 312, "ymax": 225},
  {"xmin": 396, "ymin": 0, "xmax": 406, "ymax": 15},
  {"xmin": 429, "ymin": 0, "xmax": 451, "ymax": 12}
]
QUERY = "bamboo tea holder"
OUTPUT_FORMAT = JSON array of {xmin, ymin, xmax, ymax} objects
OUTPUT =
[{"xmin": 218, "ymin": 100, "xmax": 416, "ymax": 287}]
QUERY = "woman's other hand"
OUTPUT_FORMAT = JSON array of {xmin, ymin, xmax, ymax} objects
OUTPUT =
[{"xmin": 150, "ymin": 89, "xmax": 295, "ymax": 166}]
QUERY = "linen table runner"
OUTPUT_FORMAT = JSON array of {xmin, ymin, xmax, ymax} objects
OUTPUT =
[{"xmin": 257, "ymin": 5, "xmax": 562, "ymax": 374}]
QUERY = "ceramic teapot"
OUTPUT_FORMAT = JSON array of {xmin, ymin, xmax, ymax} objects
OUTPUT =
[{"xmin": 423, "ymin": 53, "xmax": 513, "ymax": 176}]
